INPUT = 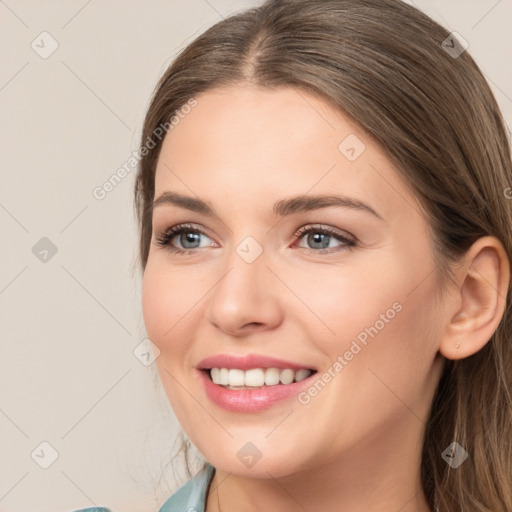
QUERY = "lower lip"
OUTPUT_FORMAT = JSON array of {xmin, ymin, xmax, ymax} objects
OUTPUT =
[{"xmin": 197, "ymin": 369, "xmax": 317, "ymax": 413}]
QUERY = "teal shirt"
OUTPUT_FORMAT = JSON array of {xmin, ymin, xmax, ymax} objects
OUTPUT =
[
  {"xmin": 159, "ymin": 462, "xmax": 215, "ymax": 512},
  {"xmin": 73, "ymin": 462, "xmax": 215, "ymax": 512}
]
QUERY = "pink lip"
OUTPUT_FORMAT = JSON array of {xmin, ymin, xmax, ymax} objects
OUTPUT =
[
  {"xmin": 196, "ymin": 353, "xmax": 315, "ymax": 371},
  {"xmin": 197, "ymin": 368, "xmax": 318, "ymax": 413}
]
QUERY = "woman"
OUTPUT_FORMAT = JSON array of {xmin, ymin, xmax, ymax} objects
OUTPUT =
[{"xmin": 77, "ymin": 0, "xmax": 512, "ymax": 510}]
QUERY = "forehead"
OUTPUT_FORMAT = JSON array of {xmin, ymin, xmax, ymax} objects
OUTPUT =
[{"xmin": 153, "ymin": 85, "xmax": 422, "ymax": 222}]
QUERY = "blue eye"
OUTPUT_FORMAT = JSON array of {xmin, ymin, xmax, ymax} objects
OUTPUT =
[
  {"xmin": 154, "ymin": 223, "xmax": 356, "ymax": 256},
  {"xmin": 155, "ymin": 224, "xmax": 216, "ymax": 254},
  {"xmin": 294, "ymin": 225, "xmax": 356, "ymax": 254}
]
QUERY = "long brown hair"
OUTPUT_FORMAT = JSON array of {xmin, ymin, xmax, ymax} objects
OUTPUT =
[{"xmin": 134, "ymin": 1, "xmax": 512, "ymax": 509}]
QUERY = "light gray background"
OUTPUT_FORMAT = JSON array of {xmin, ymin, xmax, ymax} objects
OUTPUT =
[{"xmin": 1, "ymin": 1, "xmax": 511, "ymax": 511}]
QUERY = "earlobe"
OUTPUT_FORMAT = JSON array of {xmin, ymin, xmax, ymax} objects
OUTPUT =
[{"xmin": 439, "ymin": 236, "xmax": 510, "ymax": 360}]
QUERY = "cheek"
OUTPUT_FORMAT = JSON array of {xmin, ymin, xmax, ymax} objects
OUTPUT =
[
  {"xmin": 278, "ymin": 256, "xmax": 403, "ymax": 349},
  {"xmin": 141, "ymin": 261, "xmax": 196, "ymax": 354},
  {"xmin": 142, "ymin": 261, "xmax": 213, "ymax": 434},
  {"xmin": 295, "ymin": 272, "xmax": 440, "ymax": 454},
  {"xmin": 331, "ymin": 269, "xmax": 442, "ymax": 414},
  {"xmin": 286, "ymin": 243, "xmax": 440, "ymax": 381},
  {"xmin": 141, "ymin": 264, "xmax": 165, "ymax": 346}
]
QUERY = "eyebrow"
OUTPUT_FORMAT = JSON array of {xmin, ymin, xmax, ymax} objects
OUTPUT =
[{"xmin": 152, "ymin": 191, "xmax": 384, "ymax": 220}]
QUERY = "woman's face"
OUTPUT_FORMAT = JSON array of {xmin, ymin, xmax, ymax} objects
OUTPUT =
[{"xmin": 142, "ymin": 85, "xmax": 447, "ymax": 479}]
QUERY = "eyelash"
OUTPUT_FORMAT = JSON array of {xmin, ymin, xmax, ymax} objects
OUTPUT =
[{"xmin": 154, "ymin": 223, "xmax": 356, "ymax": 256}]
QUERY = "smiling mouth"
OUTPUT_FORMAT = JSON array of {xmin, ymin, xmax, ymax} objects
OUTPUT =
[{"xmin": 201, "ymin": 367, "xmax": 318, "ymax": 389}]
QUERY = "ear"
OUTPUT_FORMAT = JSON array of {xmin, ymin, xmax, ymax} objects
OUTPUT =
[{"xmin": 439, "ymin": 236, "xmax": 510, "ymax": 360}]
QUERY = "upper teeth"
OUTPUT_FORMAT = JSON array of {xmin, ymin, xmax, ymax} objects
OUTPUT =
[{"xmin": 209, "ymin": 367, "xmax": 313, "ymax": 387}]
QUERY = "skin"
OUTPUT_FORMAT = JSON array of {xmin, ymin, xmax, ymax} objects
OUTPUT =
[{"xmin": 142, "ymin": 85, "xmax": 509, "ymax": 512}]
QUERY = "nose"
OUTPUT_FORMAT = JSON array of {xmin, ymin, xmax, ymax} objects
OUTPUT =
[{"xmin": 205, "ymin": 244, "xmax": 284, "ymax": 337}]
